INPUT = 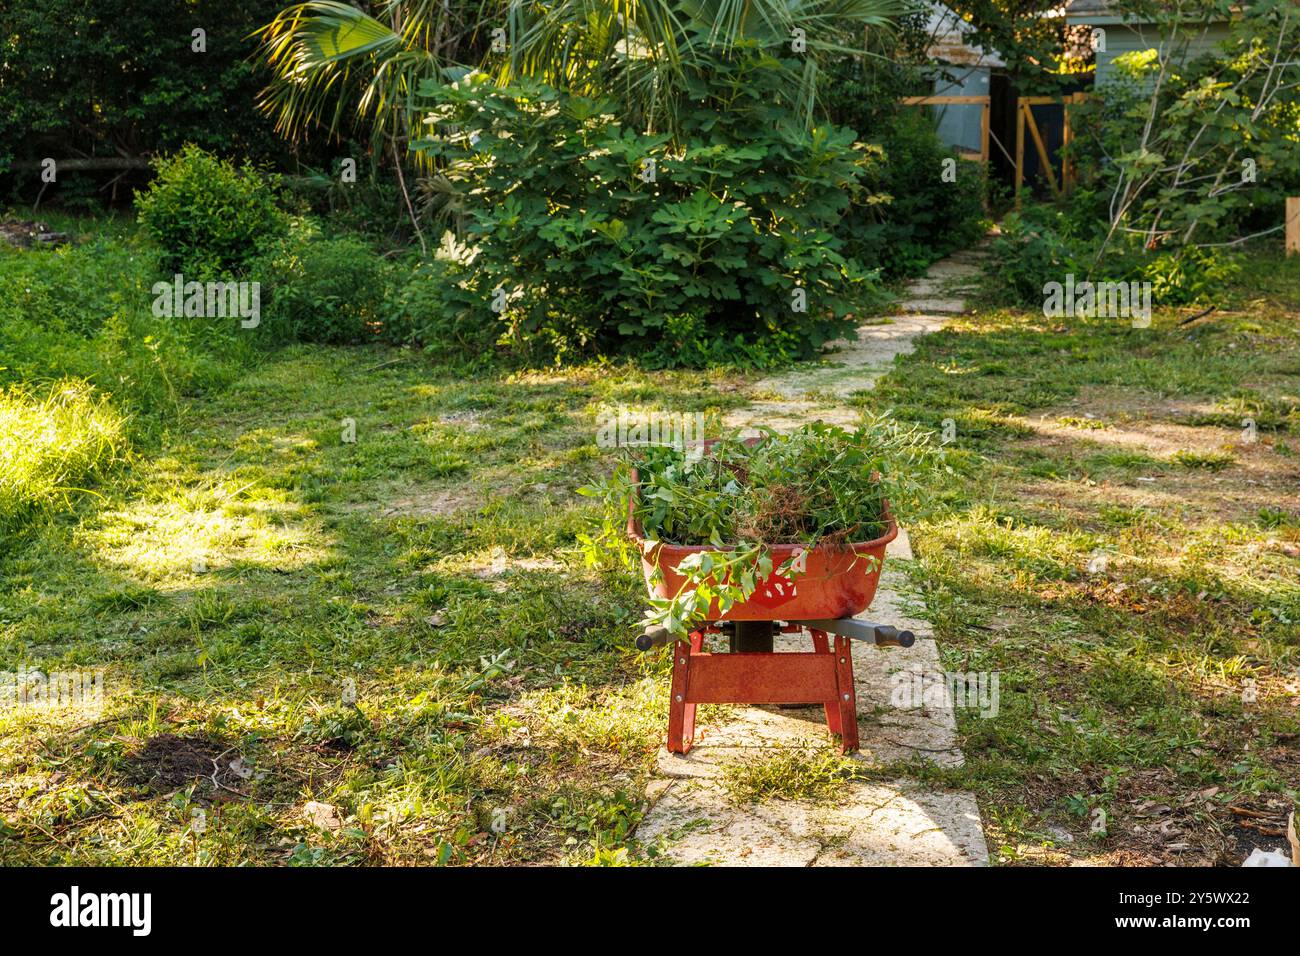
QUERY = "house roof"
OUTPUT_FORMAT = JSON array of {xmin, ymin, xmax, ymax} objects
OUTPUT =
[
  {"xmin": 1064, "ymin": 0, "xmax": 1111, "ymax": 14},
  {"xmin": 925, "ymin": 1, "xmax": 1006, "ymax": 68}
]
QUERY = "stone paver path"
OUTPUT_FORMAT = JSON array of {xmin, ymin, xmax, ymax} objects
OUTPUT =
[{"xmin": 638, "ymin": 243, "xmax": 992, "ymax": 866}]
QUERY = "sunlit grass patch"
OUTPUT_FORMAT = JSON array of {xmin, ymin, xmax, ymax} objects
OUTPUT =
[
  {"xmin": 85, "ymin": 496, "xmax": 329, "ymax": 582},
  {"xmin": 926, "ymin": 507, "xmax": 1097, "ymax": 582},
  {"xmin": 0, "ymin": 379, "xmax": 127, "ymax": 529}
]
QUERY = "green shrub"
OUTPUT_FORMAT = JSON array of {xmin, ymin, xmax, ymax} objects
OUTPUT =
[
  {"xmin": 987, "ymin": 206, "xmax": 1242, "ymax": 309},
  {"xmin": 841, "ymin": 111, "xmax": 988, "ymax": 279},
  {"xmin": 254, "ymin": 223, "xmax": 387, "ymax": 345},
  {"xmin": 0, "ymin": 378, "xmax": 127, "ymax": 530},
  {"xmin": 382, "ymin": 235, "xmax": 495, "ymax": 354},
  {"xmin": 1137, "ymin": 246, "xmax": 1242, "ymax": 307},
  {"xmin": 414, "ymin": 58, "xmax": 879, "ymax": 367},
  {"xmin": 136, "ymin": 145, "xmax": 286, "ymax": 278}
]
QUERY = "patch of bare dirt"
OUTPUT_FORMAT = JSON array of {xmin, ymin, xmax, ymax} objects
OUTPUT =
[
  {"xmin": 122, "ymin": 734, "xmax": 250, "ymax": 802},
  {"xmin": 437, "ymin": 410, "xmax": 486, "ymax": 429},
  {"xmin": 1219, "ymin": 796, "xmax": 1298, "ymax": 865},
  {"xmin": 1000, "ymin": 768, "xmax": 1244, "ymax": 866},
  {"xmin": 380, "ymin": 487, "xmax": 482, "ymax": 518},
  {"xmin": 462, "ymin": 549, "xmax": 566, "ymax": 591},
  {"xmin": 333, "ymin": 481, "xmax": 484, "ymax": 518},
  {"xmin": 1045, "ymin": 384, "xmax": 1222, "ymax": 424},
  {"xmin": 1012, "ymin": 471, "xmax": 1299, "ymax": 528}
]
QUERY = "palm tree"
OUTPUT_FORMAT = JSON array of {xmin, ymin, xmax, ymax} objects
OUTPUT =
[
  {"xmin": 256, "ymin": 0, "xmax": 497, "ymax": 246},
  {"xmin": 499, "ymin": 0, "xmax": 910, "ymax": 134},
  {"xmin": 256, "ymin": 0, "xmax": 909, "ymax": 143},
  {"xmin": 255, "ymin": 1, "xmax": 484, "ymax": 141}
]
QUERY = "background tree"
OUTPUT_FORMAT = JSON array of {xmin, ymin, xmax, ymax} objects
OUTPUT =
[
  {"xmin": 945, "ymin": 0, "xmax": 1073, "ymax": 96},
  {"xmin": 0, "ymin": 0, "xmax": 299, "ymax": 200},
  {"xmin": 1082, "ymin": 0, "xmax": 1300, "ymax": 257}
]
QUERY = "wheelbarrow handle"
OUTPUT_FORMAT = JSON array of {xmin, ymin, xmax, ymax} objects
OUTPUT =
[
  {"xmin": 635, "ymin": 626, "xmax": 670, "ymax": 652},
  {"xmin": 796, "ymin": 618, "xmax": 916, "ymax": 648}
]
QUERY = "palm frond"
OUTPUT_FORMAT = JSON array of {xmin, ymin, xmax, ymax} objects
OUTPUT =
[{"xmin": 254, "ymin": 1, "xmax": 453, "ymax": 145}]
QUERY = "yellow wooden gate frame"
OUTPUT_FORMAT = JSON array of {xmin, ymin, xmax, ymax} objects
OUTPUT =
[{"xmin": 1015, "ymin": 93, "xmax": 1089, "ymax": 204}]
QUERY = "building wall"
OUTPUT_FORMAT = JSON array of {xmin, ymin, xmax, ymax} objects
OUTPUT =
[
  {"xmin": 1089, "ymin": 21, "xmax": 1234, "ymax": 86},
  {"xmin": 930, "ymin": 68, "xmax": 990, "ymax": 156}
]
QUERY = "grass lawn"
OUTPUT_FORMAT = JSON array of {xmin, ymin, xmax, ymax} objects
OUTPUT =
[
  {"xmin": 1, "ymin": 237, "xmax": 1297, "ymax": 865},
  {"xmin": 874, "ymin": 254, "xmax": 1300, "ymax": 864}
]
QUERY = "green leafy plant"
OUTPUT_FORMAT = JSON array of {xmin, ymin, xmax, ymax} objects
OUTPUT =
[
  {"xmin": 1138, "ymin": 245, "xmax": 1242, "ymax": 306},
  {"xmin": 136, "ymin": 145, "xmax": 287, "ymax": 278},
  {"xmin": 0, "ymin": 221, "xmax": 262, "ymax": 439},
  {"xmin": 985, "ymin": 210, "xmax": 1082, "ymax": 307},
  {"xmin": 414, "ymin": 59, "xmax": 880, "ymax": 366},
  {"xmin": 579, "ymin": 419, "xmax": 942, "ymax": 634},
  {"xmin": 381, "ymin": 233, "xmax": 493, "ymax": 353}
]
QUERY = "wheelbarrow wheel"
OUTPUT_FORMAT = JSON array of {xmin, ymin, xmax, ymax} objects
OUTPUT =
[{"xmin": 729, "ymin": 620, "xmax": 776, "ymax": 654}]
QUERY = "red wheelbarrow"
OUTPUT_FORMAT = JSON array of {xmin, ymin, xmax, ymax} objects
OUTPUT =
[{"xmin": 628, "ymin": 498, "xmax": 914, "ymax": 755}]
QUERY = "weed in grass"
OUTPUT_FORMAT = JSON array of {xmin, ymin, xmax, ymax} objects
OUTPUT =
[
  {"xmin": 1057, "ymin": 415, "xmax": 1108, "ymax": 430},
  {"xmin": 720, "ymin": 747, "xmax": 859, "ymax": 803},
  {"xmin": 1171, "ymin": 449, "xmax": 1236, "ymax": 471},
  {"xmin": 1256, "ymin": 507, "xmax": 1297, "ymax": 530}
]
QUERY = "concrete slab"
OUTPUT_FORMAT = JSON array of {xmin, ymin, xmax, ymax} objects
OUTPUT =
[
  {"xmin": 742, "ymin": 315, "xmax": 949, "ymax": 406},
  {"xmin": 899, "ymin": 297, "xmax": 968, "ymax": 315},
  {"xmin": 924, "ymin": 258, "xmax": 984, "ymax": 279},
  {"xmin": 722, "ymin": 399, "xmax": 862, "ymax": 435},
  {"xmin": 639, "ymin": 777, "xmax": 988, "ymax": 866},
  {"xmin": 906, "ymin": 277, "xmax": 980, "ymax": 299}
]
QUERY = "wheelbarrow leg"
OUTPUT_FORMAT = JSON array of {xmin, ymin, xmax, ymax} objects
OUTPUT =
[
  {"xmin": 810, "ymin": 629, "xmax": 841, "ymax": 735},
  {"xmin": 667, "ymin": 631, "xmax": 705, "ymax": 754},
  {"xmin": 834, "ymin": 635, "xmax": 859, "ymax": 753}
]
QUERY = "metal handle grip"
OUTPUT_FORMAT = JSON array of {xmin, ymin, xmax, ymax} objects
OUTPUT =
[
  {"xmin": 635, "ymin": 626, "xmax": 670, "ymax": 652},
  {"xmin": 872, "ymin": 625, "xmax": 915, "ymax": 648}
]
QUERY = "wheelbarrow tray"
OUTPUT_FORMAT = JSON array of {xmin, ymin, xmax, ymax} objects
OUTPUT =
[{"xmin": 626, "ymin": 473, "xmax": 897, "ymax": 621}]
